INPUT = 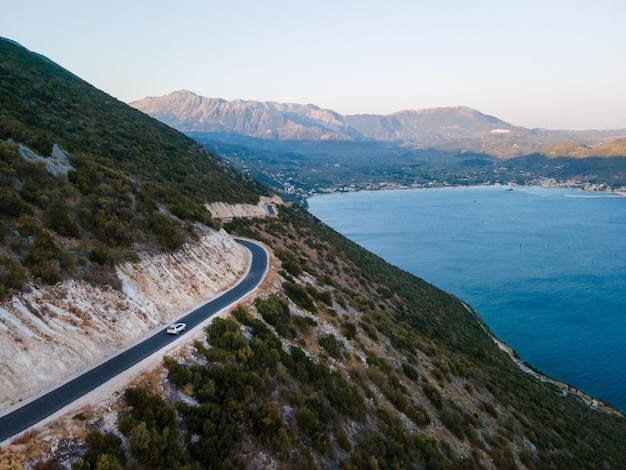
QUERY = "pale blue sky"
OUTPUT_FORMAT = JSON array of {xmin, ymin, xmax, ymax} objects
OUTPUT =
[{"xmin": 2, "ymin": 0, "xmax": 625, "ymax": 129}]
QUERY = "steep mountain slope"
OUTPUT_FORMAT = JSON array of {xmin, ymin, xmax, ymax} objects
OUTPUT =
[
  {"xmin": 1, "ymin": 37, "xmax": 626, "ymax": 469},
  {"xmin": 0, "ymin": 38, "xmax": 259, "ymax": 411},
  {"xmin": 0, "ymin": 38, "xmax": 267, "ymax": 293},
  {"xmin": 131, "ymin": 91, "xmax": 626, "ymax": 158},
  {"xmin": 24, "ymin": 205, "xmax": 625, "ymax": 469}
]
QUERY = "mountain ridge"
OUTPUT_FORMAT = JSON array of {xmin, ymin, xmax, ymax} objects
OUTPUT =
[
  {"xmin": 131, "ymin": 90, "xmax": 358, "ymax": 141},
  {"xmin": 131, "ymin": 90, "xmax": 626, "ymax": 158}
]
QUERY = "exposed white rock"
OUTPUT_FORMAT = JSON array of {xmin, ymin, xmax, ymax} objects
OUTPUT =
[
  {"xmin": 0, "ymin": 229, "xmax": 248, "ymax": 411},
  {"xmin": 18, "ymin": 143, "xmax": 75, "ymax": 176},
  {"xmin": 206, "ymin": 195, "xmax": 283, "ymax": 219}
]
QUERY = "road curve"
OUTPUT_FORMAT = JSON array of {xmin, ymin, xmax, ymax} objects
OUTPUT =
[{"xmin": 0, "ymin": 238, "xmax": 268, "ymax": 444}]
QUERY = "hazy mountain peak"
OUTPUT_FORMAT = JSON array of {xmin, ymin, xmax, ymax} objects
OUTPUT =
[
  {"xmin": 132, "ymin": 91, "xmax": 626, "ymax": 158},
  {"xmin": 168, "ymin": 89, "xmax": 198, "ymax": 98},
  {"xmin": 135, "ymin": 89, "xmax": 225, "ymax": 109},
  {"xmin": 131, "ymin": 92, "xmax": 357, "ymax": 140},
  {"xmin": 388, "ymin": 105, "xmax": 504, "ymax": 123}
]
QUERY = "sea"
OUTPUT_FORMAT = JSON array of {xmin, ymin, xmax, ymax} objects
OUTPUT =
[{"xmin": 307, "ymin": 185, "xmax": 626, "ymax": 412}]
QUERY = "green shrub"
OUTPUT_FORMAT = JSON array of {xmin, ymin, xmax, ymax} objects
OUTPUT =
[
  {"xmin": 0, "ymin": 257, "xmax": 26, "ymax": 296},
  {"xmin": 88, "ymin": 245, "xmax": 112, "ymax": 265},
  {"xmin": 275, "ymin": 248, "xmax": 303, "ymax": 276},
  {"xmin": 482, "ymin": 401, "xmax": 498, "ymax": 418},
  {"xmin": 231, "ymin": 304, "xmax": 252, "ymax": 324},
  {"xmin": 335, "ymin": 425, "xmax": 352, "ymax": 451},
  {"xmin": 71, "ymin": 431, "xmax": 125, "ymax": 470},
  {"xmin": 0, "ymin": 187, "xmax": 31, "ymax": 217},
  {"xmin": 422, "ymin": 382, "xmax": 443, "ymax": 410},
  {"xmin": 255, "ymin": 294, "xmax": 291, "ymax": 336},
  {"xmin": 283, "ymin": 281, "xmax": 318, "ymax": 313},
  {"xmin": 359, "ymin": 321, "xmax": 378, "ymax": 340},
  {"xmin": 163, "ymin": 356, "xmax": 193, "ymax": 387},
  {"xmin": 407, "ymin": 405, "xmax": 431, "ymax": 426},
  {"xmin": 342, "ymin": 320, "xmax": 357, "ymax": 340},
  {"xmin": 306, "ymin": 284, "xmax": 333, "ymax": 305},
  {"xmin": 402, "ymin": 362, "xmax": 420, "ymax": 381},
  {"xmin": 440, "ymin": 406, "xmax": 465, "ymax": 438},
  {"xmin": 293, "ymin": 314, "xmax": 317, "ymax": 336},
  {"xmin": 318, "ymin": 333, "xmax": 343, "ymax": 359},
  {"xmin": 46, "ymin": 202, "xmax": 80, "ymax": 238},
  {"xmin": 206, "ymin": 317, "xmax": 247, "ymax": 353}
]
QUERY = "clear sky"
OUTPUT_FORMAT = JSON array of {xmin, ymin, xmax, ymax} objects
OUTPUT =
[{"xmin": 2, "ymin": 0, "xmax": 626, "ymax": 129}]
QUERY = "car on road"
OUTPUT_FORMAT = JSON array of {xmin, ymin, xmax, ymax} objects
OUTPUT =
[{"xmin": 166, "ymin": 323, "xmax": 186, "ymax": 335}]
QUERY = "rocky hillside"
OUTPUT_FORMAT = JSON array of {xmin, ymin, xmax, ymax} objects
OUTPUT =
[
  {"xmin": 0, "ymin": 37, "xmax": 268, "ymax": 297},
  {"xmin": 1, "ymin": 37, "xmax": 626, "ymax": 469},
  {"xmin": 0, "ymin": 229, "xmax": 247, "ymax": 411},
  {"xmin": 14, "ymin": 204, "xmax": 626, "ymax": 470},
  {"xmin": 0, "ymin": 36, "xmax": 267, "ymax": 412},
  {"xmin": 131, "ymin": 90, "xmax": 626, "ymax": 158}
]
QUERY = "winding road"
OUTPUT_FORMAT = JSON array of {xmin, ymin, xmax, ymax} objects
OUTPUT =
[{"xmin": 0, "ymin": 238, "xmax": 268, "ymax": 444}]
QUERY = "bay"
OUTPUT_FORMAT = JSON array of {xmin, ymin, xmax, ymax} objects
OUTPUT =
[{"xmin": 308, "ymin": 186, "xmax": 626, "ymax": 412}]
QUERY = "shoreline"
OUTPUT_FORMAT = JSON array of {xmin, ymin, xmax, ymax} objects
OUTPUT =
[
  {"xmin": 306, "ymin": 180, "xmax": 626, "ymax": 201},
  {"xmin": 459, "ymin": 301, "xmax": 624, "ymax": 418},
  {"xmin": 306, "ymin": 185, "xmax": 626, "ymax": 416}
]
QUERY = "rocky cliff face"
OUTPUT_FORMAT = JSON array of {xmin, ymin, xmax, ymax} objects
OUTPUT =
[
  {"xmin": 206, "ymin": 195, "xmax": 283, "ymax": 219},
  {"xmin": 0, "ymin": 229, "xmax": 247, "ymax": 411}
]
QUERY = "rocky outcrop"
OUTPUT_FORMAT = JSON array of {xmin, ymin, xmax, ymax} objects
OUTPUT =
[
  {"xmin": 18, "ymin": 143, "xmax": 75, "ymax": 176},
  {"xmin": 206, "ymin": 195, "xmax": 283, "ymax": 219},
  {"xmin": 0, "ymin": 229, "xmax": 247, "ymax": 411}
]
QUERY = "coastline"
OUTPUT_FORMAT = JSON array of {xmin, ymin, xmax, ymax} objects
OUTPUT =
[
  {"xmin": 306, "ymin": 178, "xmax": 626, "ymax": 201},
  {"xmin": 307, "ymin": 185, "xmax": 626, "ymax": 416},
  {"xmin": 459, "ymin": 301, "xmax": 624, "ymax": 418}
]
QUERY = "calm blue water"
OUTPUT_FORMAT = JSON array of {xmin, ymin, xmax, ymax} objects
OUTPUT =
[{"xmin": 308, "ymin": 186, "xmax": 626, "ymax": 411}]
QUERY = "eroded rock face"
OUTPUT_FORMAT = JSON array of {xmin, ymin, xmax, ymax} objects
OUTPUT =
[
  {"xmin": 0, "ymin": 229, "xmax": 248, "ymax": 410},
  {"xmin": 206, "ymin": 195, "xmax": 283, "ymax": 219},
  {"xmin": 18, "ymin": 144, "xmax": 75, "ymax": 176}
]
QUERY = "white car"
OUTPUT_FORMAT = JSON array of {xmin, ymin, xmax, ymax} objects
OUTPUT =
[{"xmin": 166, "ymin": 323, "xmax": 187, "ymax": 335}]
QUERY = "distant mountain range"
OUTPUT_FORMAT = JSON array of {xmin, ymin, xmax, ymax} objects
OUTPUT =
[{"xmin": 131, "ymin": 90, "xmax": 626, "ymax": 158}]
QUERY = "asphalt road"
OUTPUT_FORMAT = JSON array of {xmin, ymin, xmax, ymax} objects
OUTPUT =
[{"xmin": 0, "ymin": 238, "xmax": 267, "ymax": 444}]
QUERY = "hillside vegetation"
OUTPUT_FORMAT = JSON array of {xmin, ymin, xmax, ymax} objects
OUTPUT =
[
  {"xmin": 189, "ymin": 133, "xmax": 626, "ymax": 199},
  {"xmin": 542, "ymin": 138, "xmax": 626, "ymax": 158},
  {"xmin": 220, "ymin": 207, "xmax": 626, "ymax": 468},
  {"xmin": 52, "ymin": 206, "xmax": 626, "ymax": 469},
  {"xmin": 1, "ymin": 37, "xmax": 626, "ymax": 469},
  {"xmin": 0, "ymin": 38, "xmax": 266, "ymax": 295}
]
